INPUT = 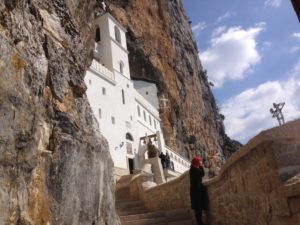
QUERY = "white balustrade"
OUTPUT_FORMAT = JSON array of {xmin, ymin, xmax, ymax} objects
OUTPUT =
[
  {"xmin": 164, "ymin": 146, "xmax": 190, "ymax": 173},
  {"xmin": 91, "ymin": 60, "xmax": 115, "ymax": 81}
]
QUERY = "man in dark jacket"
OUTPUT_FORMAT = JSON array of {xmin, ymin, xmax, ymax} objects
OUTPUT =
[
  {"xmin": 159, "ymin": 152, "xmax": 166, "ymax": 169},
  {"xmin": 189, "ymin": 156, "xmax": 208, "ymax": 225}
]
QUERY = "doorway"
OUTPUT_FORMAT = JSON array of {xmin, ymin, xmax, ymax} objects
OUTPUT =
[{"xmin": 128, "ymin": 158, "xmax": 134, "ymax": 174}]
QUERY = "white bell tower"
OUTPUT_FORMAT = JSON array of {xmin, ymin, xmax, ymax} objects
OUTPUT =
[{"xmin": 94, "ymin": 13, "xmax": 130, "ymax": 79}]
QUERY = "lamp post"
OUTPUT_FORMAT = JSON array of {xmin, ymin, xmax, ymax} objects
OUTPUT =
[{"xmin": 270, "ymin": 102, "xmax": 285, "ymax": 125}]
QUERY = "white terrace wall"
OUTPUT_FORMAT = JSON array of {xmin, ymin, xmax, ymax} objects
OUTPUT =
[{"xmin": 127, "ymin": 119, "xmax": 300, "ymax": 225}]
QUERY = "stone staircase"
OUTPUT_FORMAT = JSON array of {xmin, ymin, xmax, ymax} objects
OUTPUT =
[{"xmin": 116, "ymin": 187, "xmax": 195, "ymax": 225}]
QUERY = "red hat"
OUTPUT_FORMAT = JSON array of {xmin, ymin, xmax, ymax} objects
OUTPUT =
[{"xmin": 191, "ymin": 156, "xmax": 202, "ymax": 168}]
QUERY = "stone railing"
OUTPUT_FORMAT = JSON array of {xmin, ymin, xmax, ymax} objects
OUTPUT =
[
  {"xmin": 90, "ymin": 60, "xmax": 115, "ymax": 81},
  {"xmin": 125, "ymin": 119, "xmax": 300, "ymax": 225}
]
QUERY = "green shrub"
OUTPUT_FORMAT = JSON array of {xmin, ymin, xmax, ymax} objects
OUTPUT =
[{"xmin": 147, "ymin": 142, "xmax": 158, "ymax": 158}]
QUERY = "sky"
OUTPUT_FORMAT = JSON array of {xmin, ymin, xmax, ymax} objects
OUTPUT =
[{"xmin": 182, "ymin": 0, "xmax": 300, "ymax": 144}]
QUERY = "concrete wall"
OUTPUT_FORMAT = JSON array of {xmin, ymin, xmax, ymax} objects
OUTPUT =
[{"xmin": 127, "ymin": 119, "xmax": 300, "ymax": 225}]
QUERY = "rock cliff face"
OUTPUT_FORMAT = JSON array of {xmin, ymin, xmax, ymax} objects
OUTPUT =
[
  {"xmin": 0, "ymin": 1, "xmax": 118, "ymax": 225},
  {"xmin": 106, "ymin": 0, "xmax": 241, "ymax": 173}
]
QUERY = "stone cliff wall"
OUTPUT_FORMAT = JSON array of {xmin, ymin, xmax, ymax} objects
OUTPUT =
[
  {"xmin": 0, "ymin": 1, "xmax": 118, "ymax": 225},
  {"xmin": 126, "ymin": 120, "xmax": 300, "ymax": 225},
  {"xmin": 105, "ymin": 0, "xmax": 241, "ymax": 172}
]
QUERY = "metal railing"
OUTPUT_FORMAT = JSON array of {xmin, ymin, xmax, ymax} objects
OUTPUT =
[{"xmin": 90, "ymin": 60, "xmax": 115, "ymax": 81}]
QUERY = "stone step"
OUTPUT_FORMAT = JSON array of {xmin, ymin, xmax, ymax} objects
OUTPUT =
[
  {"xmin": 152, "ymin": 219, "xmax": 195, "ymax": 225},
  {"xmin": 115, "ymin": 184, "xmax": 194, "ymax": 225},
  {"xmin": 121, "ymin": 208, "xmax": 191, "ymax": 222},
  {"xmin": 115, "ymin": 192, "xmax": 132, "ymax": 201},
  {"xmin": 163, "ymin": 208, "xmax": 192, "ymax": 217},
  {"xmin": 117, "ymin": 207, "xmax": 148, "ymax": 216},
  {"xmin": 116, "ymin": 200, "xmax": 144, "ymax": 209},
  {"xmin": 120, "ymin": 209, "xmax": 192, "ymax": 225},
  {"xmin": 115, "ymin": 188, "xmax": 130, "ymax": 196},
  {"xmin": 120, "ymin": 211, "xmax": 165, "ymax": 221},
  {"xmin": 116, "ymin": 198, "xmax": 134, "ymax": 204},
  {"xmin": 115, "ymin": 192, "xmax": 130, "ymax": 198},
  {"xmin": 121, "ymin": 215, "xmax": 191, "ymax": 225},
  {"xmin": 167, "ymin": 219, "xmax": 195, "ymax": 225},
  {"xmin": 117, "ymin": 204, "xmax": 146, "ymax": 212}
]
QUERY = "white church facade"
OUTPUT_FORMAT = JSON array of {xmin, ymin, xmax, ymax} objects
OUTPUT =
[{"xmin": 84, "ymin": 13, "xmax": 189, "ymax": 182}]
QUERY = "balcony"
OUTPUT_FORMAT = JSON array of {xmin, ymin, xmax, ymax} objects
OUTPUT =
[{"xmin": 90, "ymin": 59, "xmax": 115, "ymax": 82}]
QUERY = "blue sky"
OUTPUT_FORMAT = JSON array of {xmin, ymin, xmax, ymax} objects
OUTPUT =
[{"xmin": 182, "ymin": 0, "xmax": 300, "ymax": 143}]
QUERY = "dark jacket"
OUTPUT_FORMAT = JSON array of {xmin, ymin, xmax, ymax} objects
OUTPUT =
[{"xmin": 189, "ymin": 166, "xmax": 208, "ymax": 210}]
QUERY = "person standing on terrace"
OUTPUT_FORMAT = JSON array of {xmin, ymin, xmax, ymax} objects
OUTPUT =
[
  {"xmin": 159, "ymin": 152, "xmax": 166, "ymax": 169},
  {"xmin": 189, "ymin": 156, "xmax": 208, "ymax": 225}
]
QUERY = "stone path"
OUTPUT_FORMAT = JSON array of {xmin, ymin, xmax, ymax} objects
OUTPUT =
[{"xmin": 116, "ymin": 188, "xmax": 195, "ymax": 225}]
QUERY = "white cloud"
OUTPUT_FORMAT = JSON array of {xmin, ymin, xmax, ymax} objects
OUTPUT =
[
  {"xmin": 263, "ymin": 41, "xmax": 272, "ymax": 49},
  {"xmin": 221, "ymin": 58, "xmax": 300, "ymax": 143},
  {"xmin": 211, "ymin": 26, "xmax": 227, "ymax": 38},
  {"xmin": 200, "ymin": 24, "xmax": 264, "ymax": 88},
  {"xmin": 192, "ymin": 21, "xmax": 207, "ymax": 36},
  {"xmin": 264, "ymin": 0, "xmax": 282, "ymax": 7},
  {"xmin": 293, "ymin": 32, "xmax": 300, "ymax": 39},
  {"xmin": 217, "ymin": 12, "xmax": 232, "ymax": 23},
  {"xmin": 263, "ymin": 41, "xmax": 272, "ymax": 47},
  {"xmin": 289, "ymin": 46, "xmax": 300, "ymax": 54}
]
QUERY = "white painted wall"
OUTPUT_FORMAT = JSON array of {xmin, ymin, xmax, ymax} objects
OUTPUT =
[
  {"xmin": 95, "ymin": 13, "xmax": 130, "ymax": 79},
  {"xmin": 133, "ymin": 80, "xmax": 159, "ymax": 109},
  {"xmin": 94, "ymin": 15, "xmax": 113, "ymax": 70},
  {"xmin": 135, "ymin": 91, "xmax": 161, "ymax": 138},
  {"xmin": 111, "ymin": 42, "xmax": 130, "ymax": 79},
  {"xmin": 85, "ymin": 13, "xmax": 190, "ymax": 176},
  {"xmin": 106, "ymin": 14, "xmax": 127, "ymax": 50}
]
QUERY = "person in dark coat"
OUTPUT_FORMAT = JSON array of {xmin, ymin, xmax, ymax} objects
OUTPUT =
[
  {"xmin": 159, "ymin": 152, "xmax": 166, "ymax": 169},
  {"xmin": 189, "ymin": 156, "xmax": 208, "ymax": 225},
  {"xmin": 165, "ymin": 152, "xmax": 170, "ymax": 169}
]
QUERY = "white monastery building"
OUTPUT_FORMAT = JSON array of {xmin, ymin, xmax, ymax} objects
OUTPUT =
[{"xmin": 85, "ymin": 13, "xmax": 189, "ymax": 182}]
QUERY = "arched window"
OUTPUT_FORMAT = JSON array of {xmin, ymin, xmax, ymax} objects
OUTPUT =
[
  {"xmin": 95, "ymin": 27, "xmax": 101, "ymax": 42},
  {"xmin": 126, "ymin": 133, "xmax": 134, "ymax": 141},
  {"xmin": 119, "ymin": 61, "xmax": 124, "ymax": 74},
  {"xmin": 114, "ymin": 26, "xmax": 121, "ymax": 44}
]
